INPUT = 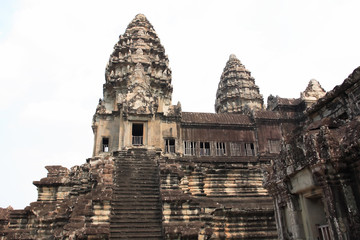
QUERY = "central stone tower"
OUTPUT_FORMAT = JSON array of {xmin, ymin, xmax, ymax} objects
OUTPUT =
[{"xmin": 92, "ymin": 14, "xmax": 180, "ymax": 156}]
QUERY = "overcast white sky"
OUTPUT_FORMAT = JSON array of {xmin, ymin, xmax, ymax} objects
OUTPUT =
[{"xmin": 0, "ymin": 0, "xmax": 359, "ymax": 209}]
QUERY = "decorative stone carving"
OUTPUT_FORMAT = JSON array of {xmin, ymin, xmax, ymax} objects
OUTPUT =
[
  {"xmin": 0, "ymin": 157, "xmax": 115, "ymax": 239},
  {"xmin": 3, "ymin": 13, "xmax": 360, "ymax": 240},
  {"xmin": 102, "ymin": 13, "xmax": 173, "ymax": 117},
  {"xmin": 95, "ymin": 98, "xmax": 106, "ymax": 114},
  {"xmin": 215, "ymin": 54, "xmax": 264, "ymax": 114},
  {"xmin": 264, "ymin": 67, "xmax": 360, "ymax": 240},
  {"xmin": 301, "ymin": 79, "xmax": 326, "ymax": 107}
]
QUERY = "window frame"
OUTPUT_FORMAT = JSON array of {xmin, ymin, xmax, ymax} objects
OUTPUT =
[
  {"xmin": 200, "ymin": 142, "xmax": 211, "ymax": 156},
  {"xmin": 132, "ymin": 123, "xmax": 144, "ymax": 146},
  {"xmin": 165, "ymin": 139, "xmax": 176, "ymax": 154},
  {"xmin": 216, "ymin": 142, "xmax": 226, "ymax": 156},
  {"xmin": 102, "ymin": 137, "xmax": 109, "ymax": 152},
  {"xmin": 184, "ymin": 141, "xmax": 196, "ymax": 156}
]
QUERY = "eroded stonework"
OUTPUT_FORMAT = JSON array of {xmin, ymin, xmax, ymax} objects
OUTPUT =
[
  {"xmin": 1, "ymin": 13, "xmax": 359, "ymax": 240},
  {"xmin": 1, "ymin": 157, "xmax": 114, "ymax": 239},
  {"xmin": 301, "ymin": 78, "xmax": 326, "ymax": 107},
  {"xmin": 104, "ymin": 13, "xmax": 172, "ymax": 116},
  {"xmin": 215, "ymin": 54, "xmax": 264, "ymax": 114},
  {"xmin": 264, "ymin": 67, "xmax": 360, "ymax": 240}
]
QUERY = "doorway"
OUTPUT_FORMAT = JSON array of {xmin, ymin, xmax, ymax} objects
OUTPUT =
[{"xmin": 132, "ymin": 123, "xmax": 143, "ymax": 145}]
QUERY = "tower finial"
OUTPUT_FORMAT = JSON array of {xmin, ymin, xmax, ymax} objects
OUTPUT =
[
  {"xmin": 229, "ymin": 54, "xmax": 237, "ymax": 60},
  {"xmin": 135, "ymin": 13, "xmax": 146, "ymax": 20}
]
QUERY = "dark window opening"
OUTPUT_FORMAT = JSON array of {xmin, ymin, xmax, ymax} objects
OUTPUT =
[
  {"xmin": 200, "ymin": 142, "xmax": 210, "ymax": 156},
  {"xmin": 216, "ymin": 142, "xmax": 226, "ymax": 156},
  {"xmin": 132, "ymin": 123, "xmax": 143, "ymax": 145},
  {"xmin": 245, "ymin": 143, "xmax": 255, "ymax": 156},
  {"xmin": 165, "ymin": 139, "xmax": 175, "ymax": 153},
  {"xmin": 102, "ymin": 138, "xmax": 109, "ymax": 152}
]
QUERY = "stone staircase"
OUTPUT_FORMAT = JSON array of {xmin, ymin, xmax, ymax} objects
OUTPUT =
[{"xmin": 110, "ymin": 149, "xmax": 163, "ymax": 240}]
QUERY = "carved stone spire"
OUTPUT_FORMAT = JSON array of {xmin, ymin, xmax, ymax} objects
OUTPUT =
[
  {"xmin": 215, "ymin": 54, "xmax": 264, "ymax": 114},
  {"xmin": 103, "ymin": 13, "xmax": 173, "ymax": 115},
  {"xmin": 301, "ymin": 79, "xmax": 326, "ymax": 101}
]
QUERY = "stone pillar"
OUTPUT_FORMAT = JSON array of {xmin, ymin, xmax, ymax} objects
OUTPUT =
[
  {"xmin": 273, "ymin": 198, "xmax": 287, "ymax": 240},
  {"xmin": 340, "ymin": 178, "xmax": 360, "ymax": 239},
  {"xmin": 321, "ymin": 178, "xmax": 351, "ymax": 240},
  {"xmin": 286, "ymin": 194, "xmax": 306, "ymax": 240}
]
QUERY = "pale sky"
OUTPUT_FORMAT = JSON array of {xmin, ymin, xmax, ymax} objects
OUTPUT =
[{"xmin": 0, "ymin": 0, "xmax": 359, "ymax": 209}]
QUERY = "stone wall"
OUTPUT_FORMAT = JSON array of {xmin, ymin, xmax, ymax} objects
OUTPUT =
[
  {"xmin": 264, "ymin": 66, "xmax": 360, "ymax": 240},
  {"xmin": 0, "ymin": 156, "xmax": 114, "ymax": 240},
  {"xmin": 2, "ymin": 13, "xmax": 359, "ymax": 240},
  {"xmin": 160, "ymin": 156, "xmax": 277, "ymax": 239}
]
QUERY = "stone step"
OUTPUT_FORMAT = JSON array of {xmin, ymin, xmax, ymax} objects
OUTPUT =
[
  {"xmin": 111, "ymin": 152, "xmax": 162, "ymax": 239},
  {"xmin": 110, "ymin": 218, "xmax": 162, "ymax": 223},
  {"xmin": 112, "ymin": 196, "xmax": 160, "ymax": 201},
  {"xmin": 112, "ymin": 197, "xmax": 160, "ymax": 202},
  {"xmin": 111, "ymin": 199, "xmax": 160, "ymax": 204},
  {"xmin": 115, "ymin": 169, "xmax": 159, "ymax": 173},
  {"xmin": 112, "ymin": 198, "xmax": 160, "ymax": 203},
  {"xmin": 113, "ymin": 190, "xmax": 160, "ymax": 195},
  {"xmin": 112, "ymin": 205, "xmax": 161, "ymax": 210},
  {"xmin": 115, "ymin": 184, "xmax": 159, "ymax": 188},
  {"xmin": 111, "ymin": 201, "xmax": 161, "ymax": 206},
  {"xmin": 115, "ymin": 170, "xmax": 159, "ymax": 174},
  {"xmin": 110, "ymin": 215, "xmax": 162, "ymax": 221},
  {"xmin": 115, "ymin": 175, "xmax": 159, "ymax": 179},
  {"xmin": 115, "ymin": 164, "xmax": 158, "ymax": 167},
  {"xmin": 111, "ymin": 212, "xmax": 162, "ymax": 217},
  {"xmin": 113, "ymin": 190, "xmax": 160, "ymax": 194},
  {"xmin": 115, "ymin": 172, "xmax": 159, "ymax": 176},
  {"xmin": 115, "ymin": 173, "xmax": 159, "ymax": 177},
  {"xmin": 110, "ymin": 224, "xmax": 161, "ymax": 230},
  {"xmin": 115, "ymin": 168, "xmax": 158, "ymax": 171},
  {"xmin": 110, "ymin": 226, "xmax": 162, "ymax": 232},
  {"xmin": 115, "ymin": 160, "xmax": 158, "ymax": 163},
  {"xmin": 111, "ymin": 203, "xmax": 160, "ymax": 208},
  {"xmin": 115, "ymin": 176, "xmax": 159, "ymax": 179},
  {"xmin": 112, "ymin": 193, "xmax": 160, "ymax": 198},
  {"xmin": 110, "ymin": 230, "xmax": 162, "ymax": 235},
  {"xmin": 113, "ymin": 184, "xmax": 159, "ymax": 188},
  {"xmin": 110, "ymin": 232, "xmax": 162, "ymax": 239},
  {"xmin": 114, "ymin": 181, "xmax": 159, "ymax": 185},
  {"xmin": 114, "ymin": 181, "xmax": 159, "ymax": 184},
  {"xmin": 116, "ymin": 163, "xmax": 158, "ymax": 166},
  {"xmin": 110, "ymin": 229, "xmax": 162, "ymax": 234},
  {"xmin": 111, "ymin": 210, "xmax": 161, "ymax": 215}
]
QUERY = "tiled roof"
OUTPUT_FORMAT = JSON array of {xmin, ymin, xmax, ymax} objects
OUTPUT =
[
  {"xmin": 181, "ymin": 112, "xmax": 252, "ymax": 125},
  {"xmin": 253, "ymin": 110, "xmax": 298, "ymax": 120},
  {"xmin": 253, "ymin": 110, "xmax": 281, "ymax": 119},
  {"xmin": 277, "ymin": 98, "xmax": 301, "ymax": 106}
]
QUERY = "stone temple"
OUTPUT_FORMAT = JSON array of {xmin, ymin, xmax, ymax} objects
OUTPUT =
[{"xmin": 1, "ymin": 14, "xmax": 360, "ymax": 240}]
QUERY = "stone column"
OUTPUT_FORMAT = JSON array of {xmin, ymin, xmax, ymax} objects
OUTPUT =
[
  {"xmin": 321, "ymin": 178, "xmax": 351, "ymax": 240},
  {"xmin": 273, "ymin": 198, "xmax": 287, "ymax": 240},
  {"xmin": 340, "ymin": 177, "xmax": 360, "ymax": 239},
  {"xmin": 286, "ymin": 194, "xmax": 306, "ymax": 240}
]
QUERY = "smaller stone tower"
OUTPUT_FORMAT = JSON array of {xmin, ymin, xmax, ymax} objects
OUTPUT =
[
  {"xmin": 300, "ymin": 79, "xmax": 326, "ymax": 107},
  {"xmin": 215, "ymin": 54, "xmax": 264, "ymax": 113}
]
